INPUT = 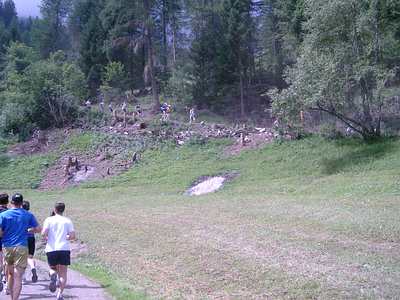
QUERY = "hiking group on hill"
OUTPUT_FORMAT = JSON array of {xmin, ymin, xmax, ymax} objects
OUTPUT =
[{"xmin": 0, "ymin": 193, "xmax": 75, "ymax": 300}]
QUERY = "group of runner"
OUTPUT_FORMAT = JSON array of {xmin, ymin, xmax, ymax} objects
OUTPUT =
[{"xmin": 0, "ymin": 193, "xmax": 75, "ymax": 300}]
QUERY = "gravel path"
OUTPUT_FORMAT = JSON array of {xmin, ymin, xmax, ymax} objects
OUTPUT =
[{"xmin": 5, "ymin": 260, "xmax": 110, "ymax": 300}]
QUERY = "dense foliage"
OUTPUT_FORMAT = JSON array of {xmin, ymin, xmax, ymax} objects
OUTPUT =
[{"xmin": 0, "ymin": 0, "xmax": 399, "ymax": 140}]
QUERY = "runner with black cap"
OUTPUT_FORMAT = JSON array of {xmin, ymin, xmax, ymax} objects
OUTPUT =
[
  {"xmin": 0, "ymin": 193, "xmax": 41, "ymax": 300},
  {"xmin": 0, "ymin": 193, "xmax": 9, "ymax": 292}
]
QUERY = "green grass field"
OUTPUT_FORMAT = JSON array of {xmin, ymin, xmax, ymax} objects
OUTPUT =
[{"xmin": 3, "ymin": 135, "xmax": 400, "ymax": 299}]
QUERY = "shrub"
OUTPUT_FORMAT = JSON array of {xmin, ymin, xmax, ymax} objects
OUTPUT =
[
  {"xmin": 0, "ymin": 102, "xmax": 34, "ymax": 141},
  {"xmin": 319, "ymin": 123, "xmax": 343, "ymax": 140}
]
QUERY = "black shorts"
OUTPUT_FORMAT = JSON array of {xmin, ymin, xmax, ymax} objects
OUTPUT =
[
  {"xmin": 28, "ymin": 236, "xmax": 35, "ymax": 256},
  {"xmin": 46, "ymin": 251, "xmax": 71, "ymax": 266}
]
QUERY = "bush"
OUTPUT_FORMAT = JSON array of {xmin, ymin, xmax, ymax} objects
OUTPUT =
[
  {"xmin": 165, "ymin": 65, "xmax": 194, "ymax": 105},
  {"xmin": 0, "ymin": 102, "xmax": 34, "ymax": 141},
  {"xmin": 319, "ymin": 123, "xmax": 343, "ymax": 140}
]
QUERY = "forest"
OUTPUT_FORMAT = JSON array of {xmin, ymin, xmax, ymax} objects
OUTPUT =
[{"xmin": 0, "ymin": 0, "xmax": 399, "ymax": 140}]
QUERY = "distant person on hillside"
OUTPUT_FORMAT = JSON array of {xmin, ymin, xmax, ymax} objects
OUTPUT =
[
  {"xmin": 42, "ymin": 202, "xmax": 75, "ymax": 300},
  {"xmin": 135, "ymin": 104, "xmax": 142, "ymax": 117},
  {"xmin": 160, "ymin": 102, "xmax": 171, "ymax": 122},
  {"xmin": 189, "ymin": 107, "xmax": 196, "ymax": 124},
  {"xmin": 0, "ymin": 193, "xmax": 40, "ymax": 300},
  {"xmin": 99, "ymin": 100, "xmax": 105, "ymax": 113},
  {"xmin": 22, "ymin": 201, "xmax": 38, "ymax": 283},
  {"xmin": 108, "ymin": 103, "xmax": 113, "ymax": 114},
  {"xmin": 122, "ymin": 101, "xmax": 127, "ymax": 113},
  {"xmin": 85, "ymin": 99, "xmax": 91, "ymax": 109},
  {"xmin": 0, "ymin": 193, "xmax": 9, "ymax": 292}
]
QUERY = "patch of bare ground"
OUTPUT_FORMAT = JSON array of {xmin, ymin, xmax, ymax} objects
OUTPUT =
[
  {"xmin": 39, "ymin": 153, "xmax": 133, "ymax": 190},
  {"xmin": 7, "ymin": 129, "xmax": 67, "ymax": 156},
  {"xmin": 224, "ymin": 130, "xmax": 275, "ymax": 156}
]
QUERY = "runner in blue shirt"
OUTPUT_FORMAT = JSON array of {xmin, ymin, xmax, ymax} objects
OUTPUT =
[
  {"xmin": 0, "ymin": 193, "xmax": 41, "ymax": 300},
  {"xmin": 0, "ymin": 193, "xmax": 9, "ymax": 292}
]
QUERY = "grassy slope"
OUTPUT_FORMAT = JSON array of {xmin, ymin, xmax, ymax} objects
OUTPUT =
[
  {"xmin": 0, "ymin": 138, "xmax": 57, "ymax": 189},
  {"xmin": 10, "ymin": 136, "xmax": 400, "ymax": 299}
]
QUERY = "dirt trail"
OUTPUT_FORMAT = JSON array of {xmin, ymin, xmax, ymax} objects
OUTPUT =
[{"xmin": 15, "ymin": 260, "xmax": 110, "ymax": 300}]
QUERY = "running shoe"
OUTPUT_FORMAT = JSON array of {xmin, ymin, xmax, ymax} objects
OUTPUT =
[
  {"xmin": 31, "ymin": 268, "xmax": 38, "ymax": 283},
  {"xmin": 49, "ymin": 273, "xmax": 57, "ymax": 293}
]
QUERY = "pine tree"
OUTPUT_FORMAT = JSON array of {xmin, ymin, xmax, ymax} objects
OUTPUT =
[
  {"xmin": 39, "ymin": 0, "xmax": 72, "ymax": 57},
  {"xmin": 2, "ymin": 0, "xmax": 17, "ymax": 27},
  {"xmin": 70, "ymin": 0, "xmax": 107, "ymax": 95},
  {"xmin": 220, "ymin": 0, "xmax": 253, "ymax": 118}
]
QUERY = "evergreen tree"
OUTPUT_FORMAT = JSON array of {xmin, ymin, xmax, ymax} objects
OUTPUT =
[
  {"xmin": 220, "ymin": 0, "xmax": 253, "ymax": 117},
  {"xmin": 39, "ymin": 0, "xmax": 72, "ymax": 57},
  {"xmin": 70, "ymin": 0, "xmax": 107, "ymax": 95},
  {"xmin": 2, "ymin": 0, "xmax": 17, "ymax": 27}
]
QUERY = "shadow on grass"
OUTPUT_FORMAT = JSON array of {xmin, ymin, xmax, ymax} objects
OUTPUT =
[{"xmin": 321, "ymin": 138, "xmax": 397, "ymax": 175}]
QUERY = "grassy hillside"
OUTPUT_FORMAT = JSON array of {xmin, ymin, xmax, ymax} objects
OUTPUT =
[{"xmin": 5, "ymin": 135, "xmax": 400, "ymax": 299}]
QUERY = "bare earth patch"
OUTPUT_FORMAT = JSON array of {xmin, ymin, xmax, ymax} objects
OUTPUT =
[
  {"xmin": 39, "ymin": 154, "xmax": 131, "ymax": 190},
  {"xmin": 224, "ymin": 131, "xmax": 274, "ymax": 156}
]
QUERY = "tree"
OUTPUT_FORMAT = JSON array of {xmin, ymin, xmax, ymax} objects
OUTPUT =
[
  {"xmin": 2, "ymin": 0, "xmax": 17, "ymax": 27},
  {"xmin": 26, "ymin": 51, "xmax": 86, "ymax": 128},
  {"xmin": 39, "ymin": 0, "xmax": 72, "ymax": 57},
  {"xmin": 69, "ymin": 0, "xmax": 107, "ymax": 95},
  {"xmin": 143, "ymin": 0, "xmax": 160, "ymax": 112},
  {"xmin": 190, "ymin": 0, "xmax": 221, "ymax": 109},
  {"xmin": 260, "ymin": 0, "xmax": 305, "ymax": 87},
  {"xmin": 270, "ymin": 0, "xmax": 400, "ymax": 140},
  {"xmin": 220, "ymin": 0, "xmax": 253, "ymax": 118}
]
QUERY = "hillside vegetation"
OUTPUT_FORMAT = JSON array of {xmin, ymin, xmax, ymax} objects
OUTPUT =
[{"xmin": 7, "ymin": 134, "xmax": 399, "ymax": 299}]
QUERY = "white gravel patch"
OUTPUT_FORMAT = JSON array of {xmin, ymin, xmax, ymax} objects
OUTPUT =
[
  {"xmin": 188, "ymin": 176, "xmax": 226, "ymax": 196},
  {"xmin": 73, "ymin": 166, "xmax": 95, "ymax": 182}
]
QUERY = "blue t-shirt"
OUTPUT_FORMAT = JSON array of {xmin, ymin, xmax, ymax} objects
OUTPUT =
[{"xmin": 0, "ymin": 208, "xmax": 38, "ymax": 247}]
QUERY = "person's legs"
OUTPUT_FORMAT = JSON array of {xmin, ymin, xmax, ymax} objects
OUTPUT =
[
  {"xmin": 49, "ymin": 265, "xmax": 58, "ymax": 293},
  {"xmin": 0, "ymin": 250, "xmax": 3, "ymax": 290},
  {"xmin": 47, "ymin": 251, "xmax": 58, "ymax": 292},
  {"xmin": 28, "ymin": 236, "xmax": 37, "ymax": 282},
  {"xmin": 56, "ymin": 265, "xmax": 68, "ymax": 299},
  {"xmin": 12, "ymin": 266, "xmax": 24, "ymax": 300},
  {"xmin": 6, "ymin": 263, "xmax": 14, "ymax": 297},
  {"xmin": 28, "ymin": 255, "xmax": 37, "ymax": 282},
  {"xmin": 9, "ymin": 247, "xmax": 28, "ymax": 300}
]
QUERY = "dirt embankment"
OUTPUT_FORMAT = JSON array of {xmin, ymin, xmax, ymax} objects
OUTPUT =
[{"xmin": 8, "ymin": 114, "xmax": 276, "ymax": 190}]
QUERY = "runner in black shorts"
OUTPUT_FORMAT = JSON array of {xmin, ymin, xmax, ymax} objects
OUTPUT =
[
  {"xmin": 42, "ymin": 202, "xmax": 75, "ymax": 300},
  {"xmin": 22, "ymin": 201, "xmax": 38, "ymax": 283},
  {"xmin": 0, "ymin": 193, "xmax": 9, "ymax": 292},
  {"xmin": 46, "ymin": 251, "xmax": 71, "ymax": 267}
]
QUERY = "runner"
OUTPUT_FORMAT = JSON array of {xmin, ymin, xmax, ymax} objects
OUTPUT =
[
  {"xmin": 42, "ymin": 202, "xmax": 75, "ymax": 300},
  {"xmin": 22, "ymin": 201, "xmax": 38, "ymax": 283},
  {"xmin": 0, "ymin": 193, "xmax": 40, "ymax": 300},
  {"xmin": 0, "ymin": 193, "xmax": 9, "ymax": 292}
]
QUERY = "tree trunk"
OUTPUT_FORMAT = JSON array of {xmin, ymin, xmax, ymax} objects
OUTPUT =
[
  {"xmin": 240, "ymin": 71, "xmax": 245, "ymax": 119},
  {"xmin": 172, "ymin": 16, "xmax": 177, "ymax": 65},
  {"xmin": 143, "ymin": 0, "xmax": 160, "ymax": 113},
  {"xmin": 161, "ymin": 0, "xmax": 168, "ymax": 70}
]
